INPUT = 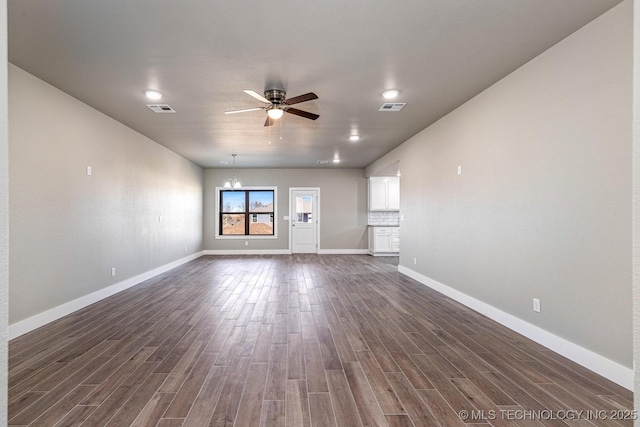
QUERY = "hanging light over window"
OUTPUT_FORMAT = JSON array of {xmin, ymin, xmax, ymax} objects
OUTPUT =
[{"xmin": 224, "ymin": 154, "xmax": 242, "ymax": 188}]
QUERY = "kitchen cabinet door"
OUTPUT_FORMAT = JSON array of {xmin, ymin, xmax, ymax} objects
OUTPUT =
[
  {"xmin": 387, "ymin": 177, "xmax": 400, "ymax": 210},
  {"xmin": 368, "ymin": 178, "xmax": 388, "ymax": 211},
  {"xmin": 373, "ymin": 228, "xmax": 392, "ymax": 252}
]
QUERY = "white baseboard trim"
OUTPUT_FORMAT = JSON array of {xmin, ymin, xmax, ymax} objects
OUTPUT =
[
  {"xmin": 368, "ymin": 251, "xmax": 400, "ymax": 257},
  {"xmin": 317, "ymin": 249, "xmax": 369, "ymax": 255},
  {"xmin": 204, "ymin": 249, "xmax": 292, "ymax": 255},
  {"xmin": 204, "ymin": 249, "xmax": 368, "ymax": 255},
  {"xmin": 9, "ymin": 252, "xmax": 205, "ymax": 340},
  {"xmin": 398, "ymin": 265, "xmax": 633, "ymax": 391}
]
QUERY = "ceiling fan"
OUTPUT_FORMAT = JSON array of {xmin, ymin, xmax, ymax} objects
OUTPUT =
[{"xmin": 225, "ymin": 89, "xmax": 319, "ymax": 126}]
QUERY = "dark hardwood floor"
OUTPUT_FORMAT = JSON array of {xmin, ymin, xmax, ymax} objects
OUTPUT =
[{"xmin": 8, "ymin": 255, "xmax": 633, "ymax": 426}]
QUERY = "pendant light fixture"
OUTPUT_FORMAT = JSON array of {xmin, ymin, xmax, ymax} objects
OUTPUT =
[{"xmin": 224, "ymin": 154, "xmax": 242, "ymax": 188}]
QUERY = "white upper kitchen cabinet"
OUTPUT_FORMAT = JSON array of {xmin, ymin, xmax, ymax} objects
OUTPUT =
[{"xmin": 368, "ymin": 177, "xmax": 399, "ymax": 211}]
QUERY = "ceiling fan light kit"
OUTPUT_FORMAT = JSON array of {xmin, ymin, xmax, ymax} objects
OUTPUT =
[
  {"xmin": 226, "ymin": 88, "xmax": 319, "ymax": 126},
  {"xmin": 267, "ymin": 107, "xmax": 284, "ymax": 120}
]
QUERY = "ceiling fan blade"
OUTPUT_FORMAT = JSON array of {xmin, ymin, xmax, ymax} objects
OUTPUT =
[
  {"xmin": 244, "ymin": 89, "xmax": 270, "ymax": 103},
  {"xmin": 285, "ymin": 108, "xmax": 319, "ymax": 120},
  {"xmin": 224, "ymin": 107, "xmax": 264, "ymax": 114},
  {"xmin": 264, "ymin": 116, "xmax": 275, "ymax": 127},
  {"xmin": 283, "ymin": 92, "xmax": 318, "ymax": 105}
]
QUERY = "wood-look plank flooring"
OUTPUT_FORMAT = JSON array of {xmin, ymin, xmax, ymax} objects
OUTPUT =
[{"xmin": 8, "ymin": 255, "xmax": 633, "ymax": 426}]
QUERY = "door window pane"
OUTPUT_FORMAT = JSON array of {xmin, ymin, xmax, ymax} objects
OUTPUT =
[{"xmin": 295, "ymin": 195, "xmax": 313, "ymax": 223}]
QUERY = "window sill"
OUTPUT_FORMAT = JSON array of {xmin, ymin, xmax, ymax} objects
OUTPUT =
[{"xmin": 215, "ymin": 235, "xmax": 278, "ymax": 240}]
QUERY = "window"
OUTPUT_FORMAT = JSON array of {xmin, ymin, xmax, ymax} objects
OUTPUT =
[{"xmin": 217, "ymin": 187, "xmax": 276, "ymax": 238}]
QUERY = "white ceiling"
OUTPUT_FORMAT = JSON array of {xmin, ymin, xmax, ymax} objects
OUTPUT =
[{"xmin": 8, "ymin": 0, "xmax": 622, "ymax": 169}]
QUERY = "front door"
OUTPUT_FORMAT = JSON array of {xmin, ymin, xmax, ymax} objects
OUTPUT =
[{"xmin": 291, "ymin": 189, "xmax": 318, "ymax": 253}]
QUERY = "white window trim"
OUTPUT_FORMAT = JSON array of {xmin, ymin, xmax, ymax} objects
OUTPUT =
[{"xmin": 215, "ymin": 186, "xmax": 278, "ymax": 239}]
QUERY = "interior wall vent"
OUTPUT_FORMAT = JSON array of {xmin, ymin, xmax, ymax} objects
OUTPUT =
[
  {"xmin": 147, "ymin": 104, "xmax": 176, "ymax": 113},
  {"xmin": 379, "ymin": 103, "xmax": 406, "ymax": 112},
  {"xmin": 316, "ymin": 160, "xmax": 330, "ymax": 165}
]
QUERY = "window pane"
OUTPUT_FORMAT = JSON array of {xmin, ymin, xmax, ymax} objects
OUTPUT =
[
  {"xmin": 249, "ymin": 214, "xmax": 274, "ymax": 235},
  {"xmin": 221, "ymin": 191, "xmax": 245, "ymax": 212},
  {"xmin": 249, "ymin": 191, "xmax": 274, "ymax": 212},
  {"xmin": 221, "ymin": 214, "xmax": 245, "ymax": 235}
]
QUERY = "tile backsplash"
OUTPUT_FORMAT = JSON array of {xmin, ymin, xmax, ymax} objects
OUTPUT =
[{"xmin": 368, "ymin": 211, "xmax": 400, "ymax": 225}]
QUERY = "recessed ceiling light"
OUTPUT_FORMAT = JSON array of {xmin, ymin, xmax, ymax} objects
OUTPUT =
[
  {"xmin": 382, "ymin": 89, "xmax": 399, "ymax": 99},
  {"xmin": 333, "ymin": 158, "xmax": 341, "ymax": 163},
  {"xmin": 349, "ymin": 135, "xmax": 360, "ymax": 142},
  {"xmin": 144, "ymin": 90, "xmax": 163, "ymax": 100}
]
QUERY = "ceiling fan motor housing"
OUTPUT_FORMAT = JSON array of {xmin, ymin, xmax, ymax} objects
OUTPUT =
[{"xmin": 264, "ymin": 89, "xmax": 287, "ymax": 105}]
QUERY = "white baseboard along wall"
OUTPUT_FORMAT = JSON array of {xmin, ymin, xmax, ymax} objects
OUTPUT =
[
  {"xmin": 398, "ymin": 265, "xmax": 633, "ymax": 391},
  {"xmin": 8, "ymin": 252, "xmax": 204, "ymax": 340}
]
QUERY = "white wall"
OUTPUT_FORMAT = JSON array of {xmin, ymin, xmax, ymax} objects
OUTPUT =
[
  {"xmin": 203, "ymin": 168, "xmax": 368, "ymax": 253},
  {"xmin": 9, "ymin": 65, "xmax": 204, "ymax": 329},
  {"xmin": 368, "ymin": 1, "xmax": 632, "ymax": 386}
]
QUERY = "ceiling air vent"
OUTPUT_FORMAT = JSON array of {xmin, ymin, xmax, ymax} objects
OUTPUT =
[
  {"xmin": 316, "ymin": 160, "xmax": 329, "ymax": 165},
  {"xmin": 379, "ymin": 103, "xmax": 406, "ymax": 112},
  {"xmin": 147, "ymin": 104, "xmax": 176, "ymax": 113}
]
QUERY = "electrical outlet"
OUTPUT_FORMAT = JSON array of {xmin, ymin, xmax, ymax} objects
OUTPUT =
[
  {"xmin": 111, "ymin": 267, "xmax": 116, "ymax": 277},
  {"xmin": 86, "ymin": 166, "xmax": 92, "ymax": 176},
  {"xmin": 184, "ymin": 246, "xmax": 188, "ymax": 252},
  {"xmin": 533, "ymin": 298, "xmax": 541, "ymax": 313},
  {"xmin": 244, "ymin": 241, "xmax": 249, "ymax": 246},
  {"xmin": 158, "ymin": 215, "xmax": 162, "ymax": 223},
  {"xmin": 457, "ymin": 165, "xmax": 462, "ymax": 175},
  {"xmin": 413, "ymin": 257, "xmax": 417, "ymax": 265}
]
